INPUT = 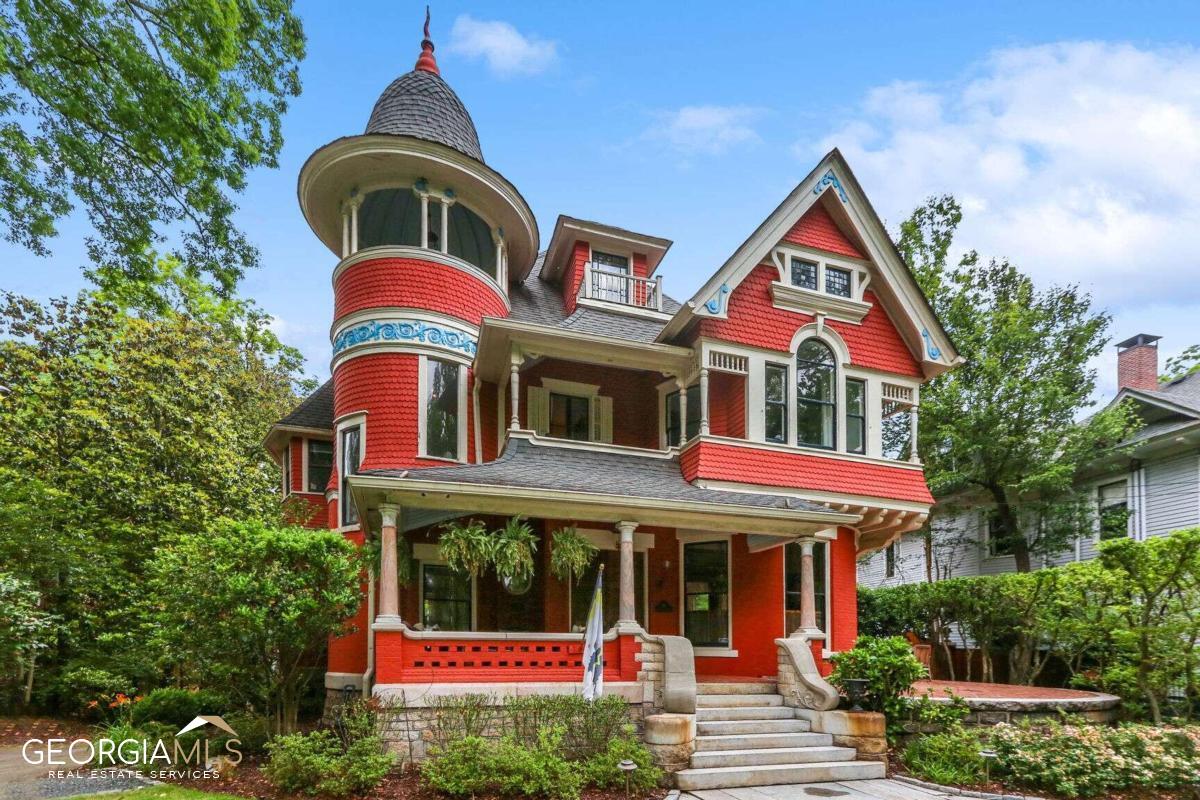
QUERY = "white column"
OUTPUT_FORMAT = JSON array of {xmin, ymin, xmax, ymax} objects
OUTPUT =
[
  {"xmin": 378, "ymin": 504, "xmax": 401, "ymax": 620},
  {"xmin": 440, "ymin": 200, "xmax": 449, "ymax": 254},
  {"xmin": 909, "ymin": 406, "xmax": 921, "ymax": 464},
  {"xmin": 341, "ymin": 206, "xmax": 350, "ymax": 259},
  {"xmin": 509, "ymin": 361, "xmax": 520, "ymax": 431},
  {"xmin": 615, "ymin": 521, "xmax": 640, "ymax": 631},
  {"xmin": 419, "ymin": 193, "xmax": 429, "ymax": 248},
  {"xmin": 677, "ymin": 377, "xmax": 688, "ymax": 447},
  {"xmin": 699, "ymin": 368, "xmax": 710, "ymax": 436},
  {"xmin": 349, "ymin": 197, "xmax": 359, "ymax": 255}
]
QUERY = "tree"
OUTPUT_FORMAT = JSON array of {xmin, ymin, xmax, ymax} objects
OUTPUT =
[
  {"xmin": 148, "ymin": 520, "xmax": 361, "ymax": 732},
  {"xmin": 899, "ymin": 196, "xmax": 1139, "ymax": 571},
  {"xmin": 0, "ymin": 0, "xmax": 305, "ymax": 298},
  {"xmin": 0, "ymin": 573, "xmax": 58, "ymax": 707},
  {"xmin": 0, "ymin": 269, "xmax": 310, "ymax": 708},
  {"xmin": 1162, "ymin": 344, "xmax": 1200, "ymax": 382}
]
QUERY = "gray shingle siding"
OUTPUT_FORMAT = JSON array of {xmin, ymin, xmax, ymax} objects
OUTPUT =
[{"xmin": 1142, "ymin": 452, "xmax": 1200, "ymax": 538}]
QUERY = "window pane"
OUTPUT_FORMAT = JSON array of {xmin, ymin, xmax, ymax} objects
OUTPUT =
[
  {"xmin": 570, "ymin": 551, "xmax": 645, "ymax": 631},
  {"xmin": 765, "ymin": 364, "xmax": 788, "ymax": 444},
  {"xmin": 846, "ymin": 379, "xmax": 866, "ymax": 455},
  {"xmin": 426, "ymin": 199, "xmax": 442, "ymax": 251},
  {"xmin": 665, "ymin": 386, "xmax": 701, "ymax": 444},
  {"xmin": 425, "ymin": 359, "xmax": 459, "ymax": 459},
  {"xmin": 307, "ymin": 440, "xmax": 333, "ymax": 493},
  {"xmin": 592, "ymin": 251, "xmax": 629, "ymax": 303},
  {"xmin": 1098, "ymin": 482, "xmax": 1129, "ymax": 540},
  {"xmin": 791, "ymin": 258, "xmax": 817, "ymax": 290},
  {"xmin": 340, "ymin": 426, "xmax": 361, "ymax": 526},
  {"xmin": 987, "ymin": 513, "xmax": 1017, "ymax": 557},
  {"xmin": 798, "ymin": 401, "xmax": 835, "ymax": 448},
  {"xmin": 881, "ymin": 408, "xmax": 911, "ymax": 460},
  {"xmin": 683, "ymin": 541, "xmax": 729, "ymax": 648},
  {"xmin": 686, "ymin": 385, "xmax": 701, "ymax": 439},
  {"xmin": 422, "ymin": 564, "xmax": 472, "ymax": 631},
  {"xmin": 549, "ymin": 394, "xmax": 590, "ymax": 441},
  {"xmin": 825, "ymin": 266, "xmax": 851, "ymax": 297},
  {"xmin": 845, "ymin": 379, "xmax": 865, "ymax": 416},
  {"xmin": 282, "ymin": 447, "xmax": 291, "ymax": 496},
  {"xmin": 796, "ymin": 341, "xmax": 835, "ymax": 402},
  {"xmin": 765, "ymin": 365, "xmax": 787, "ymax": 403},
  {"xmin": 357, "ymin": 189, "xmax": 422, "ymax": 249},
  {"xmin": 784, "ymin": 541, "xmax": 826, "ymax": 634},
  {"xmin": 447, "ymin": 203, "xmax": 497, "ymax": 278}
]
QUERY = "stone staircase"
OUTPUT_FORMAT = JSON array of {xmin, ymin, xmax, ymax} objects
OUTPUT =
[{"xmin": 674, "ymin": 681, "xmax": 886, "ymax": 791}]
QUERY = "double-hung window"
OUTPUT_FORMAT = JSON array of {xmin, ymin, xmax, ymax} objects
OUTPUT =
[
  {"xmin": 307, "ymin": 440, "xmax": 333, "ymax": 493},
  {"xmin": 592, "ymin": 251, "xmax": 630, "ymax": 303},
  {"xmin": 1098, "ymin": 481, "xmax": 1130, "ymax": 541},
  {"xmin": 986, "ymin": 511, "xmax": 1017, "ymax": 557},
  {"xmin": 683, "ymin": 540, "xmax": 730, "ymax": 648},
  {"xmin": 549, "ymin": 393, "xmax": 590, "ymax": 441},
  {"xmin": 340, "ymin": 425, "xmax": 361, "ymax": 527},
  {"xmin": 424, "ymin": 357, "xmax": 461, "ymax": 460},
  {"xmin": 421, "ymin": 563, "xmax": 472, "ymax": 631},
  {"xmin": 281, "ymin": 446, "xmax": 291, "ymax": 496},
  {"xmin": 765, "ymin": 364, "xmax": 789, "ymax": 444},
  {"xmin": 845, "ymin": 379, "xmax": 866, "ymax": 454},
  {"xmin": 796, "ymin": 340, "xmax": 836, "ymax": 449}
]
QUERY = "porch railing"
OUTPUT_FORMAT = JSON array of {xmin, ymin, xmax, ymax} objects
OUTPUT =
[{"xmin": 581, "ymin": 262, "xmax": 663, "ymax": 311}]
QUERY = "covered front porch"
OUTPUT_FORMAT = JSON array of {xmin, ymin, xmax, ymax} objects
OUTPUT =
[{"xmin": 342, "ymin": 434, "xmax": 862, "ymax": 694}]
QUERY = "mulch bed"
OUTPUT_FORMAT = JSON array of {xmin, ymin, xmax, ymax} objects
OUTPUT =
[
  {"xmin": 169, "ymin": 757, "xmax": 669, "ymax": 800},
  {"xmin": 0, "ymin": 717, "xmax": 92, "ymax": 746}
]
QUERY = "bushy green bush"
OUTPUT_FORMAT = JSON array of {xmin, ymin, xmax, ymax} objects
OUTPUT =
[
  {"xmin": 503, "ymin": 693, "xmax": 629, "ymax": 760},
  {"xmin": 58, "ymin": 665, "xmax": 134, "ymax": 718},
  {"xmin": 581, "ymin": 728, "xmax": 662, "ymax": 791},
  {"xmin": 130, "ymin": 687, "xmax": 227, "ymax": 727},
  {"xmin": 420, "ymin": 737, "xmax": 494, "ymax": 797},
  {"xmin": 903, "ymin": 690, "xmax": 970, "ymax": 728},
  {"xmin": 829, "ymin": 636, "xmax": 927, "ymax": 725},
  {"xmin": 422, "ymin": 728, "xmax": 583, "ymax": 800},
  {"xmin": 213, "ymin": 710, "xmax": 272, "ymax": 755},
  {"xmin": 264, "ymin": 729, "xmax": 393, "ymax": 797},
  {"xmin": 990, "ymin": 721, "xmax": 1200, "ymax": 797},
  {"xmin": 901, "ymin": 726, "xmax": 985, "ymax": 785}
]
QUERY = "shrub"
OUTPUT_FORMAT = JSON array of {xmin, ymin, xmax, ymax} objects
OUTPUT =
[
  {"xmin": 901, "ymin": 726, "xmax": 986, "ymax": 785},
  {"xmin": 990, "ymin": 721, "xmax": 1200, "ymax": 798},
  {"xmin": 829, "ymin": 635, "xmax": 926, "ymax": 725},
  {"xmin": 130, "ymin": 687, "xmax": 227, "ymax": 727},
  {"xmin": 422, "ymin": 729, "xmax": 583, "ymax": 800},
  {"xmin": 214, "ymin": 710, "xmax": 272, "ymax": 755},
  {"xmin": 59, "ymin": 665, "xmax": 134, "ymax": 718},
  {"xmin": 904, "ymin": 690, "xmax": 970, "ymax": 728},
  {"xmin": 264, "ymin": 729, "xmax": 393, "ymax": 797},
  {"xmin": 581, "ymin": 727, "xmax": 662, "ymax": 791},
  {"xmin": 420, "ymin": 736, "xmax": 494, "ymax": 797},
  {"xmin": 503, "ymin": 693, "xmax": 628, "ymax": 760}
]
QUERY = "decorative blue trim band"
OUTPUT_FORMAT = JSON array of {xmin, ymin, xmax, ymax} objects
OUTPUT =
[
  {"xmin": 921, "ymin": 328, "xmax": 942, "ymax": 360},
  {"xmin": 332, "ymin": 319, "xmax": 477, "ymax": 357},
  {"xmin": 702, "ymin": 284, "xmax": 731, "ymax": 315},
  {"xmin": 812, "ymin": 169, "xmax": 848, "ymax": 203}
]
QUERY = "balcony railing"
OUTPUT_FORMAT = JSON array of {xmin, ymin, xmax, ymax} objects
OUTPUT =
[{"xmin": 580, "ymin": 262, "xmax": 663, "ymax": 311}]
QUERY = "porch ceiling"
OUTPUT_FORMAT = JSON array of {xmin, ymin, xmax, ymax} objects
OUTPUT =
[{"xmin": 347, "ymin": 434, "xmax": 857, "ymax": 536}]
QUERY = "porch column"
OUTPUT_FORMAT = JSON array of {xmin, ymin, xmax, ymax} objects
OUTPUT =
[
  {"xmin": 378, "ymin": 504, "xmax": 401, "ymax": 620},
  {"xmin": 509, "ymin": 360, "xmax": 520, "ymax": 430},
  {"xmin": 699, "ymin": 367, "xmax": 710, "ymax": 436},
  {"xmin": 615, "ymin": 520, "xmax": 640, "ymax": 630},
  {"xmin": 677, "ymin": 377, "xmax": 688, "ymax": 447},
  {"xmin": 791, "ymin": 538, "xmax": 823, "ymax": 638},
  {"xmin": 909, "ymin": 406, "xmax": 921, "ymax": 464}
]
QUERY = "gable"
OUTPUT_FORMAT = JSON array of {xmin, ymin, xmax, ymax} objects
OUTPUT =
[
  {"xmin": 696, "ymin": 263, "xmax": 923, "ymax": 378},
  {"xmin": 782, "ymin": 202, "xmax": 865, "ymax": 260},
  {"xmin": 665, "ymin": 149, "xmax": 958, "ymax": 378}
]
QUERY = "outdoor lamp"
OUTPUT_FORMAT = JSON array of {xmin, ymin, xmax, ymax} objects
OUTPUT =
[
  {"xmin": 618, "ymin": 758, "xmax": 638, "ymax": 799},
  {"xmin": 978, "ymin": 748, "xmax": 998, "ymax": 787}
]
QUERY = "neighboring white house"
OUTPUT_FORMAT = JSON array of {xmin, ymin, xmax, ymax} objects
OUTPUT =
[{"xmin": 860, "ymin": 334, "xmax": 1200, "ymax": 587}]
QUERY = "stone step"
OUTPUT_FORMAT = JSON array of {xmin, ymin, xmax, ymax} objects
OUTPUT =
[
  {"xmin": 694, "ymin": 732, "xmax": 833, "ymax": 751},
  {"xmin": 697, "ymin": 682, "xmax": 777, "ymax": 695},
  {"xmin": 696, "ymin": 694, "xmax": 783, "ymax": 708},
  {"xmin": 696, "ymin": 719, "xmax": 811, "ymax": 736},
  {"xmin": 675, "ymin": 760, "xmax": 886, "ymax": 790},
  {"xmin": 696, "ymin": 705, "xmax": 796, "ymax": 721},
  {"xmin": 691, "ymin": 745, "xmax": 857, "ymax": 769}
]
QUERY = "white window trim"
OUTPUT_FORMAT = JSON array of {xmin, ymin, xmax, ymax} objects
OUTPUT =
[
  {"xmin": 297, "ymin": 437, "xmax": 334, "ymax": 496},
  {"xmin": 335, "ymin": 412, "xmax": 367, "ymax": 532},
  {"xmin": 981, "ymin": 510, "xmax": 1017, "ymax": 561},
  {"xmin": 1094, "ymin": 477, "xmax": 1132, "ymax": 544},
  {"xmin": 536, "ymin": 378, "xmax": 606, "ymax": 443},
  {"xmin": 793, "ymin": 333, "xmax": 844, "ymax": 452},
  {"xmin": 414, "ymin": 542, "xmax": 478, "ymax": 632},
  {"xmin": 417, "ymin": 354, "xmax": 470, "ymax": 463},
  {"xmin": 678, "ymin": 533, "xmax": 737, "ymax": 657},
  {"xmin": 772, "ymin": 246, "xmax": 870, "ymax": 303}
]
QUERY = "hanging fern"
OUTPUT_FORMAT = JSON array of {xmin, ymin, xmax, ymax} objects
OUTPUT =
[
  {"xmin": 438, "ymin": 519, "xmax": 495, "ymax": 577},
  {"xmin": 550, "ymin": 527, "xmax": 599, "ymax": 584},
  {"xmin": 492, "ymin": 517, "xmax": 539, "ymax": 584},
  {"xmin": 363, "ymin": 531, "xmax": 415, "ymax": 586}
]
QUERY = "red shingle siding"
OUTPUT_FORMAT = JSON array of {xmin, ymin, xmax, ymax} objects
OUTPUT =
[
  {"xmin": 632, "ymin": 252, "xmax": 649, "ymax": 278},
  {"xmin": 682, "ymin": 440, "xmax": 934, "ymax": 504},
  {"xmin": 562, "ymin": 241, "xmax": 590, "ymax": 315},
  {"xmin": 707, "ymin": 371, "xmax": 746, "ymax": 438},
  {"xmin": 333, "ymin": 257, "xmax": 507, "ymax": 327},
  {"xmin": 782, "ymin": 202, "xmax": 865, "ymax": 260},
  {"xmin": 696, "ymin": 264, "xmax": 922, "ymax": 378}
]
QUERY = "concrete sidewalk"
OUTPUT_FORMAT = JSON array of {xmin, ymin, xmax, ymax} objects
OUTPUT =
[{"xmin": 683, "ymin": 778, "xmax": 965, "ymax": 800}]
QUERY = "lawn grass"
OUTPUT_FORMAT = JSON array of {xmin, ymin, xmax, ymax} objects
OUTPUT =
[{"xmin": 61, "ymin": 786, "xmax": 247, "ymax": 800}]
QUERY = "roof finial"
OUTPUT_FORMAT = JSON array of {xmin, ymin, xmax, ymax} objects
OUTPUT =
[{"xmin": 415, "ymin": 5, "xmax": 440, "ymax": 75}]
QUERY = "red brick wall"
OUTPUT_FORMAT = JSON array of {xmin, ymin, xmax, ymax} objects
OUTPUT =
[
  {"xmin": 681, "ymin": 440, "xmax": 934, "ymax": 504},
  {"xmin": 696, "ymin": 264, "xmax": 923, "ymax": 378},
  {"xmin": 782, "ymin": 203, "xmax": 865, "ymax": 259},
  {"xmin": 333, "ymin": 257, "xmax": 508, "ymax": 327},
  {"xmin": 707, "ymin": 372, "xmax": 747, "ymax": 438},
  {"xmin": 519, "ymin": 360, "xmax": 661, "ymax": 449},
  {"xmin": 562, "ymin": 241, "xmax": 590, "ymax": 315},
  {"xmin": 1118, "ymin": 343, "xmax": 1159, "ymax": 391}
]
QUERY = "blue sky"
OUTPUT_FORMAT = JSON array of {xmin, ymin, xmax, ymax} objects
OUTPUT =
[{"xmin": 5, "ymin": 0, "xmax": 1200, "ymax": 401}]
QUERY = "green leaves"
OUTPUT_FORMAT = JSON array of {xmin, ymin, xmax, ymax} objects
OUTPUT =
[
  {"xmin": 548, "ymin": 526, "xmax": 598, "ymax": 584},
  {"xmin": 438, "ymin": 517, "xmax": 540, "ymax": 585},
  {"xmin": 0, "ymin": 0, "xmax": 305, "ymax": 297}
]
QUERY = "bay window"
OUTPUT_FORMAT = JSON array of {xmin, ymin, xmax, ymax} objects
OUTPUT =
[{"xmin": 796, "ymin": 340, "xmax": 836, "ymax": 449}]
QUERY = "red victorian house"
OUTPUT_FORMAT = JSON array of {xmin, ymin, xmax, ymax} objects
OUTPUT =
[{"xmin": 266, "ymin": 21, "xmax": 958, "ymax": 785}]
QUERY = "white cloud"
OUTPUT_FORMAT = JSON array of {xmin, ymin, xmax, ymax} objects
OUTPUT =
[
  {"xmin": 645, "ymin": 105, "xmax": 763, "ymax": 156},
  {"xmin": 810, "ymin": 42, "xmax": 1200, "ymax": 397},
  {"xmin": 447, "ymin": 15, "xmax": 558, "ymax": 78}
]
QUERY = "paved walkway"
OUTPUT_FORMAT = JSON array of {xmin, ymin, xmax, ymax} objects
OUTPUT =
[
  {"xmin": 684, "ymin": 778, "xmax": 963, "ymax": 800},
  {"xmin": 0, "ymin": 746, "xmax": 150, "ymax": 800}
]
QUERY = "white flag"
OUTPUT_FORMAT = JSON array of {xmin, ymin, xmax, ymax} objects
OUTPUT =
[{"xmin": 581, "ymin": 565, "xmax": 605, "ymax": 701}]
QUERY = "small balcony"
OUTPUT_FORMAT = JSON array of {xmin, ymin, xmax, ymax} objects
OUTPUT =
[{"xmin": 580, "ymin": 262, "xmax": 664, "ymax": 312}]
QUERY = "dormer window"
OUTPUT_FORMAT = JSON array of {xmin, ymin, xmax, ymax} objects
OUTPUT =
[
  {"xmin": 591, "ymin": 251, "xmax": 631, "ymax": 304},
  {"xmin": 790, "ymin": 258, "xmax": 818, "ymax": 291},
  {"xmin": 824, "ymin": 266, "xmax": 852, "ymax": 298}
]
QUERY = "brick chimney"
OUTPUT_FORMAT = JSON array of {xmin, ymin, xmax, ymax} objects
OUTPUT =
[{"xmin": 1116, "ymin": 334, "xmax": 1161, "ymax": 392}]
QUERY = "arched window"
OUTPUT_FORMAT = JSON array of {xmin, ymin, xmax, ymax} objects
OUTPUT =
[
  {"xmin": 796, "ymin": 339, "xmax": 836, "ymax": 449},
  {"xmin": 357, "ymin": 189, "xmax": 422, "ymax": 249}
]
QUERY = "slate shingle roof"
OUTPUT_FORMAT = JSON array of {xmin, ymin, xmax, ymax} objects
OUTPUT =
[
  {"xmin": 365, "ymin": 70, "xmax": 483, "ymax": 162},
  {"xmin": 360, "ymin": 437, "xmax": 832, "ymax": 513},
  {"xmin": 277, "ymin": 380, "xmax": 334, "ymax": 430},
  {"xmin": 1152, "ymin": 371, "xmax": 1200, "ymax": 414}
]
